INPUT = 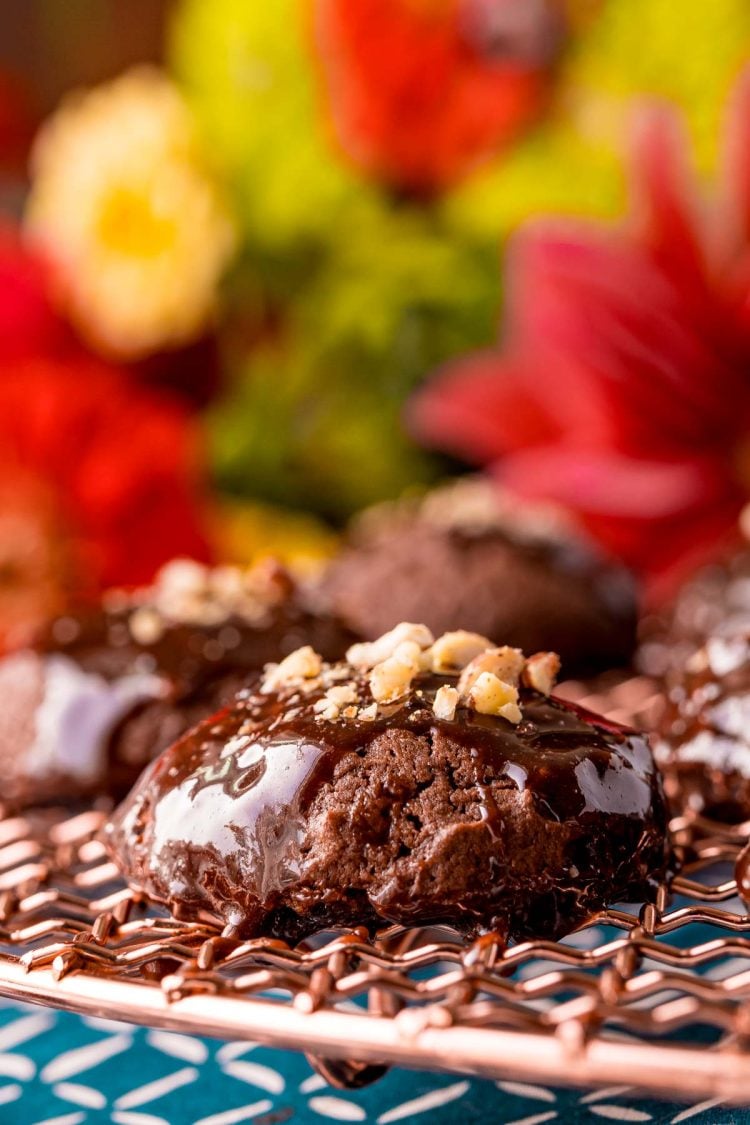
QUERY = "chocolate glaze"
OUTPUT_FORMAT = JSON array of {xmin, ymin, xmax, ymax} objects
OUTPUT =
[
  {"xmin": 639, "ymin": 547, "xmax": 750, "ymax": 820},
  {"xmin": 106, "ymin": 674, "xmax": 670, "ymax": 942},
  {"xmin": 639, "ymin": 548, "xmax": 750, "ymax": 680},
  {"xmin": 0, "ymin": 567, "xmax": 352, "ymax": 807},
  {"xmin": 653, "ymin": 634, "xmax": 750, "ymax": 821}
]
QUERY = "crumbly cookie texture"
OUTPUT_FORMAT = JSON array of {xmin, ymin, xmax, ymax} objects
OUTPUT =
[{"xmin": 259, "ymin": 622, "xmax": 560, "ymax": 725}]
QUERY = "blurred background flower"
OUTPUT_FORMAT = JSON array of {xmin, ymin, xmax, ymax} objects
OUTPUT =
[
  {"xmin": 0, "ymin": 222, "xmax": 212, "ymax": 649},
  {"xmin": 411, "ymin": 74, "xmax": 750, "ymax": 600},
  {"xmin": 24, "ymin": 66, "xmax": 236, "ymax": 359},
  {"xmin": 313, "ymin": 0, "xmax": 565, "ymax": 194}
]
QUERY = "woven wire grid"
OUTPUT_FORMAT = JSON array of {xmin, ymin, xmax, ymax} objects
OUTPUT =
[{"xmin": 1, "ymin": 676, "xmax": 750, "ymax": 1103}]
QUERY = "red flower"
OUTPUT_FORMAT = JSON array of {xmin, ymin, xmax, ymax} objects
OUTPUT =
[
  {"xmin": 410, "ymin": 72, "xmax": 750, "ymax": 599},
  {"xmin": 0, "ymin": 228, "xmax": 212, "ymax": 647},
  {"xmin": 314, "ymin": 0, "xmax": 563, "ymax": 194},
  {"xmin": 0, "ymin": 225, "xmax": 72, "ymax": 362}
]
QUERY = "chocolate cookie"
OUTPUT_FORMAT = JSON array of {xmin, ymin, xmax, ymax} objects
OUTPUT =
[
  {"xmin": 639, "ymin": 547, "xmax": 750, "ymax": 679},
  {"xmin": 106, "ymin": 624, "xmax": 669, "ymax": 942},
  {"xmin": 652, "ymin": 634, "xmax": 750, "ymax": 821},
  {"xmin": 320, "ymin": 480, "xmax": 637, "ymax": 675},
  {"xmin": 0, "ymin": 559, "xmax": 351, "ymax": 806}
]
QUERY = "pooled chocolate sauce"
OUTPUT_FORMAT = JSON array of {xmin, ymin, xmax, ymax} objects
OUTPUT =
[{"xmin": 106, "ymin": 673, "xmax": 670, "ymax": 942}]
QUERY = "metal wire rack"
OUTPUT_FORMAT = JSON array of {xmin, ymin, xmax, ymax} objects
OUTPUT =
[{"xmin": 1, "ymin": 675, "xmax": 750, "ymax": 1105}]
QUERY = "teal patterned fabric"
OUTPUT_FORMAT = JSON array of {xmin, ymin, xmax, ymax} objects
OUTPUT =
[{"xmin": 0, "ymin": 999, "xmax": 738, "ymax": 1125}]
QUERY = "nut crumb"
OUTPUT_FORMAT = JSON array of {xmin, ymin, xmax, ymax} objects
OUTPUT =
[
  {"xmin": 466, "ymin": 671, "xmax": 521, "ymax": 722},
  {"xmin": 458, "ymin": 646, "xmax": 525, "ymax": 696},
  {"xmin": 433, "ymin": 685, "xmax": 459, "ymax": 721},
  {"xmin": 262, "ymin": 645, "xmax": 322, "ymax": 692},
  {"xmin": 522, "ymin": 652, "xmax": 561, "ymax": 696},
  {"xmin": 129, "ymin": 606, "xmax": 165, "ymax": 645},
  {"xmin": 369, "ymin": 641, "xmax": 422, "ymax": 703},
  {"xmin": 347, "ymin": 622, "xmax": 434, "ymax": 670},
  {"xmin": 313, "ymin": 683, "xmax": 359, "ymax": 721},
  {"xmin": 429, "ymin": 631, "xmax": 493, "ymax": 673}
]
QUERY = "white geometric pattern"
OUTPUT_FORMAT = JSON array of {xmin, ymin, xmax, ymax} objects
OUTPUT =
[{"xmin": 0, "ymin": 1000, "xmax": 730, "ymax": 1124}]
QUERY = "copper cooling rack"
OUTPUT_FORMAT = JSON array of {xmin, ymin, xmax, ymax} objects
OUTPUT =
[{"xmin": 1, "ymin": 676, "xmax": 750, "ymax": 1105}]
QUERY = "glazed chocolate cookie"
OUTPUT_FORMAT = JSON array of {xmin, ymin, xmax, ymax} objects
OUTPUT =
[
  {"xmin": 320, "ymin": 480, "xmax": 637, "ymax": 675},
  {"xmin": 106, "ymin": 624, "xmax": 669, "ymax": 942},
  {"xmin": 640, "ymin": 545, "xmax": 750, "ymax": 819},
  {"xmin": 639, "ymin": 547, "xmax": 750, "ymax": 679},
  {"xmin": 652, "ymin": 634, "xmax": 750, "ymax": 821},
  {"xmin": 0, "ymin": 559, "xmax": 351, "ymax": 806}
]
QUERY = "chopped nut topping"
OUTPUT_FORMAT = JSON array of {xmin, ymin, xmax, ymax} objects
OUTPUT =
[
  {"xmin": 429, "ymin": 630, "xmax": 494, "ymax": 673},
  {"xmin": 262, "ymin": 645, "xmax": 322, "ymax": 692},
  {"xmin": 252, "ymin": 619, "xmax": 560, "ymax": 729},
  {"xmin": 346, "ymin": 622, "xmax": 434, "ymax": 670},
  {"xmin": 156, "ymin": 558, "xmax": 207, "ymax": 597},
  {"xmin": 128, "ymin": 606, "xmax": 165, "ymax": 645},
  {"xmin": 326, "ymin": 684, "xmax": 358, "ymax": 706},
  {"xmin": 521, "ymin": 651, "xmax": 561, "ymax": 696},
  {"xmin": 433, "ymin": 684, "xmax": 459, "ymax": 721},
  {"xmin": 313, "ymin": 683, "xmax": 359, "ymax": 720},
  {"xmin": 121, "ymin": 557, "xmax": 294, "ymax": 630},
  {"xmin": 314, "ymin": 700, "xmax": 341, "ymax": 721},
  {"xmin": 685, "ymin": 647, "xmax": 709, "ymax": 674},
  {"xmin": 466, "ymin": 671, "xmax": 521, "ymax": 723},
  {"xmin": 457, "ymin": 646, "xmax": 525, "ymax": 695},
  {"xmin": 369, "ymin": 641, "xmax": 422, "ymax": 703}
]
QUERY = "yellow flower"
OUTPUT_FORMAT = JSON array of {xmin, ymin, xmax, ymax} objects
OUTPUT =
[
  {"xmin": 25, "ymin": 66, "xmax": 236, "ymax": 359},
  {"xmin": 212, "ymin": 498, "xmax": 339, "ymax": 579}
]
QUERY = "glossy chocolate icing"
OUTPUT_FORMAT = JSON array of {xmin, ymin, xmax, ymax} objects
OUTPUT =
[
  {"xmin": 640, "ymin": 546, "xmax": 750, "ymax": 820},
  {"xmin": 639, "ymin": 548, "xmax": 750, "ymax": 680},
  {"xmin": 0, "ymin": 562, "xmax": 352, "ymax": 806},
  {"xmin": 106, "ymin": 672, "xmax": 670, "ymax": 941},
  {"xmin": 653, "ymin": 634, "xmax": 750, "ymax": 821}
]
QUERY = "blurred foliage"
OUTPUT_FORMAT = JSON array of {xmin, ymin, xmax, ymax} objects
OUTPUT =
[
  {"xmin": 170, "ymin": 0, "xmax": 363, "ymax": 264},
  {"xmin": 445, "ymin": 0, "xmax": 750, "ymax": 237},
  {"xmin": 171, "ymin": 0, "xmax": 750, "ymax": 519},
  {"xmin": 210, "ymin": 204, "xmax": 499, "ymax": 518}
]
